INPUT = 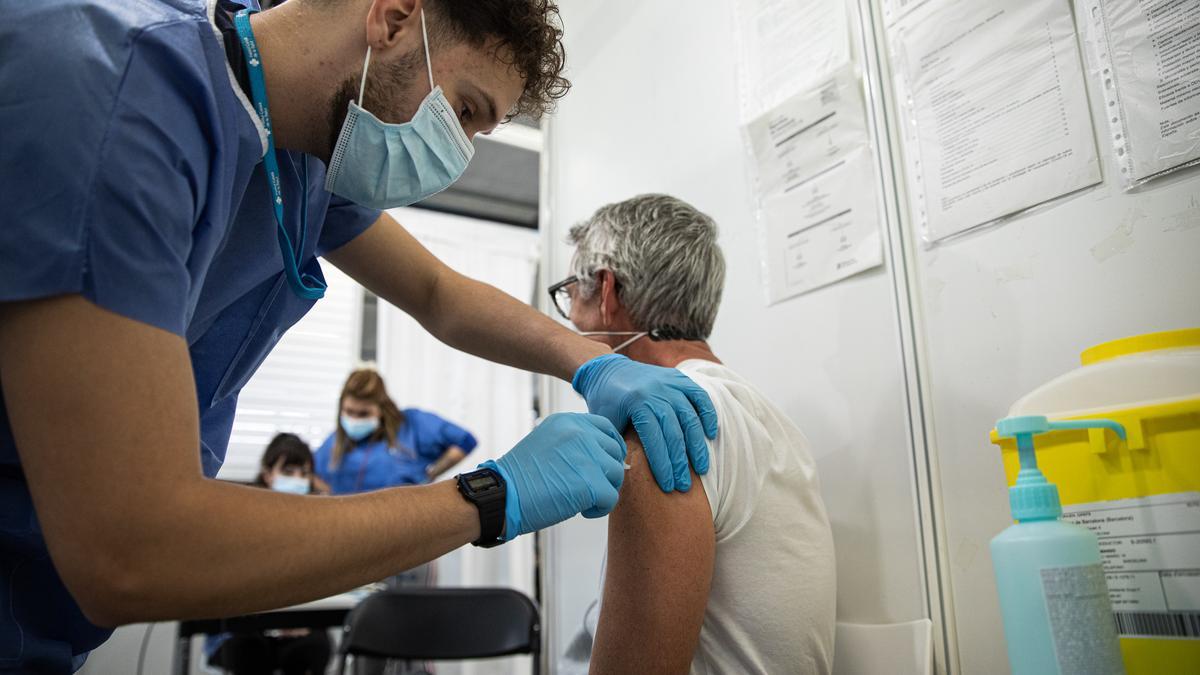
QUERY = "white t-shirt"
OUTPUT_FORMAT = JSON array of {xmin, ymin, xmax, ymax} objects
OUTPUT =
[
  {"xmin": 560, "ymin": 359, "xmax": 837, "ymax": 675},
  {"xmin": 681, "ymin": 359, "xmax": 836, "ymax": 675}
]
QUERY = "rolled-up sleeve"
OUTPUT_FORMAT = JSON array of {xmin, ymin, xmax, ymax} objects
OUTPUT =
[{"xmin": 436, "ymin": 417, "xmax": 477, "ymax": 455}]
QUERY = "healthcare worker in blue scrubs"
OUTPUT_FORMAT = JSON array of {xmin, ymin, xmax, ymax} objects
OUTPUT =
[
  {"xmin": 0, "ymin": 0, "xmax": 719, "ymax": 672},
  {"xmin": 315, "ymin": 368, "xmax": 477, "ymax": 493}
]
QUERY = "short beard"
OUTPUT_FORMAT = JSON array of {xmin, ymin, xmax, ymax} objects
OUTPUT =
[
  {"xmin": 322, "ymin": 46, "xmax": 426, "ymax": 167},
  {"xmin": 323, "ymin": 77, "xmax": 357, "ymax": 165}
]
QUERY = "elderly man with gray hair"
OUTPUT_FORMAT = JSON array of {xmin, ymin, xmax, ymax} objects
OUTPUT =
[{"xmin": 552, "ymin": 194, "xmax": 837, "ymax": 675}]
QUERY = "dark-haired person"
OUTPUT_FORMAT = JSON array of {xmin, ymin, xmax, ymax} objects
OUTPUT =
[
  {"xmin": 0, "ymin": 1, "xmax": 721, "ymax": 670},
  {"xmin": 315, "ymin": 368, "xmax": 476, "ymax": 494},
  {"xmin": 255, "ymin": 433, "xmax": 329, "ymax": 495},
  {"xmin": 203, "ymin": 433, "xmax": 333, "ymax": 675}
]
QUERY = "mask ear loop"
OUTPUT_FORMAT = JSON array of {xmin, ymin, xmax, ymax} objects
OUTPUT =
[
  {"xmin": 420, "ymin": 9, "xmax": 435, "ymax": 91},
  {"xmin": 360, "ymin": 9, "xmax": 433, "ymax": 108},
  {"xmin": 358, "ymin": 46, "xmax": 371, "ymax": 106},
  {"xmin": 612, "ymin": 332, "xmax": 648, "ymax": 352}
]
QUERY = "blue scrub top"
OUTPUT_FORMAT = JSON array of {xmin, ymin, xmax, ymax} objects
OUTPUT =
[
  {"xmin": 0, "ymin": 0, "xmax": 382, "ymax": 670},
  {"xmin": 314, "ymin": 409, "xmax": 478, "ymax": 494}
]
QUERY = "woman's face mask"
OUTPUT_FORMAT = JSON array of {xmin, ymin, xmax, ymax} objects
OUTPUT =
[
  {"xmin": 324, "ymin": 9, "xmax": 474, "ymax": 209},
  {"xmin": 270, "ymin": 472, "xmax": 311, "ymax": 495},
  {"xmin": 341, "ymin": 414, "xmax": 380, "ymax": 441}
]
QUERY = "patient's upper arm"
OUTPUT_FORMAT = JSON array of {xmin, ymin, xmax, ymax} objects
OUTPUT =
[{"xmin": 589, "ymin": 431, "xmax": 716, "ymax": 675}]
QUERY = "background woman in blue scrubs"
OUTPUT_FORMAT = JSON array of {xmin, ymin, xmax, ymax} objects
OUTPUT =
[{"xmin": 316, "ymin": 368, "xmax": 476, "ymax": 494}]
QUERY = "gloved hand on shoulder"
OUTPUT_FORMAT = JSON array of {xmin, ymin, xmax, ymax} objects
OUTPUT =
[{"xmin": 572, "ymin": 353, "xmax": 718, "ymax": 493}]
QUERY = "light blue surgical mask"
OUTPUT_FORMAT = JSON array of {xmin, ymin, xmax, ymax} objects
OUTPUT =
[
  {"xmin": 325, "ymin": 10, "xmax": 474, "ymax": 209},
  {"xmin": 271, "ymin": 474, "xmax": 311, "ymax": 495},
  {"xmin": 341, "ymin": 414, "xmax": 380, "ymax": 441}
]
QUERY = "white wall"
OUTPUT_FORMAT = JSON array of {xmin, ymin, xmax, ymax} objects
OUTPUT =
[
  {"xmin": 893, "ymin": 4, "xmax": 1200, "ymax": 672},
  {"xmin": 540, "ymin": 0, "xmax": 929, "ymax": 667},
  {"xmin": 543, "ymin": 1, "xmax": 1200, "ymax": 673}
]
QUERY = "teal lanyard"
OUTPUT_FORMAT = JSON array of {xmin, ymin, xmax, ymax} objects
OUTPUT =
[{"xmin": 232, "ymin": 9, "xmax": 326, "ymax": 300}]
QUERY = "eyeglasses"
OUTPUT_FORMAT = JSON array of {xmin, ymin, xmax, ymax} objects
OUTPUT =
[{"xmin": 547, "ymin": 275, "xmax": 578, "ymax": 320}]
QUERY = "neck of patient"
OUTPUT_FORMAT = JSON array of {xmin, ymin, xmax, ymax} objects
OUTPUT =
[{"xmin": 623, "ymin": 337, "xmax": 721, "ymax": 370}]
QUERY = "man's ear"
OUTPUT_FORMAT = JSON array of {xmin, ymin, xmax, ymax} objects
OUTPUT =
[
  {"xmin": 364, "ymin": 0, "xmax": 421, "ymax": 50},
  {"xmin": 599, "ymin": 270, "xmax": 620, "ymax": 328}
]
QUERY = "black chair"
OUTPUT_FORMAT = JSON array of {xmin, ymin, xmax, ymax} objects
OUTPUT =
[{"xmin": 336, "ymin": 588, "xmax": 541, "ymax": 675}]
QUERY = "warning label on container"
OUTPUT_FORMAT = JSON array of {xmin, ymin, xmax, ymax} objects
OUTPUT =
[{"xmin": 1062, "ymin": 492, "xmax": 1200, "ymax": 639}]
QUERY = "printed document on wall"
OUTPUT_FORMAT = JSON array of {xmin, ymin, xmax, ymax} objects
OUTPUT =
[
  {"xmin": 891, "ymin": 0, "xmax": 1102, "ymax": 242},
  {"xmin": 881, "ymin": 0, "xmax": 926, "ymax": 27},
  {"xmin": 759, "ymin": 151, "xmax": 881, "ymax": 302},
  {"xmin": 745, "ymin": 68, "xmax": 882, "ymax": 302},
  {"xmin": 734, "ymin": 0, "xmax": 850, "ymax": 122},
  {"xmin": 1089, "ymin": 0, "xmax": 1200, "ymax": 185}
]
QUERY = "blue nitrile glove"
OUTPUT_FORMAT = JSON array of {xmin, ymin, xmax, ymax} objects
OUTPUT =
[
  {"xmin": 482, "ymin": 413, "xmax": 627, "ymax": 540},
  {"xmin": 572, "ymin": 353, "xmax": 719, "ymax": 493}
]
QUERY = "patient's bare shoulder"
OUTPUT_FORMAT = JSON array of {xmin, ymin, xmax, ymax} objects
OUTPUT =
[
  {"xmin": 612, "ymin": 429, "xmax": 710, "ymax": 516},
  {"xmin": 588, "ymin": 430, "xmax": 716, "ymax": 675}
]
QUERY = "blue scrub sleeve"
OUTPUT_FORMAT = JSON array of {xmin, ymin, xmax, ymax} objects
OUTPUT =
[
  {"xmin": 316, "ymin": 196, "xmax": 381, "ymax": 256},
  {"xmin": 0, "ymin": 23, "xmax": 218, "ymax": 336},
  {"xmin": 313, "ymin": 433, "xmax": 336, "ymax": 482},
  {"xmin": 437, "ymin": 417, "xmax": 478, "ymax": 455}
]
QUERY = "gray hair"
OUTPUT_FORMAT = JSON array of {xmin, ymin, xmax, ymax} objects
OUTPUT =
[{"xmin": 568, "ymin": 194, "xmax": 725, "ymax": 339}]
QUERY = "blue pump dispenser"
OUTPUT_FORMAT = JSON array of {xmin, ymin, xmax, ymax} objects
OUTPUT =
[
  {"xmin": 990, "ymin": 415, "xmax": 1127, "ymax": 675},
  {"xmin": 1001, "ymin": 415, "xmax": 1126, "ymax": 521}
]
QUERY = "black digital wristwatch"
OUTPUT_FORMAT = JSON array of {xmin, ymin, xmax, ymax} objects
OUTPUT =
[{"xmin": 456, "ymin": 467, "xmax": 507, "ymax": 548}]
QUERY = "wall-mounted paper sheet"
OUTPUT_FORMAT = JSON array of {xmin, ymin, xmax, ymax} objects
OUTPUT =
[
  {"xmin": 891, "ymin": 0, "xmax": 1102, "ymax": 242},
  {"xmin": 734, "ymin": 0, "xmax": 851, "ymax": 122},
  {"xmin": 760, "ymin": 149, "xmax": 882, "ymax": 301},
  {"xmin": 746, "ymin": 68, "xmax": 882, "ymax": 302},
  {"xmin": 882, "ymin": 0, "xmax": 928, "ymax": 27},
  {"xmin": 746, "ymin": 70, "xmax": 871, "ymax": 197},
  {"xmin": 1088, "ymin": 0, "xmax": 1200, "ymax": 185}
]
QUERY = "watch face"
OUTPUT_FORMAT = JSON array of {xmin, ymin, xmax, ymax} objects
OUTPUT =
[{"xmin": 467, "ymin": 474, "xmax": 497, "ymax": 491}]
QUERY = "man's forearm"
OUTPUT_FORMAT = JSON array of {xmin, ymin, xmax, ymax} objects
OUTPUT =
[
  {"xmin": 424, "ymin": 270, "xmax": 609, "ymax": 381},
  {"xmin": 326, "ymin": 212, "xmax": 608, "ymax": 382},
  {"xmin": 91, "ymin": 478, "xmax": 478, "ymax": 625}
]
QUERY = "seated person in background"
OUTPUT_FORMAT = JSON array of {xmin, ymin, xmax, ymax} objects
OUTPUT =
[
  {"xmin": 553, "ymin": 194, "xmax": 837, "ymax": 674},
  {"xmin": 206, "ymin": 433, "xmax": 331, "ymax": 675},
  {"xmin": 315, "ymin": 367, "xmax": 477, "ymax": 494}
]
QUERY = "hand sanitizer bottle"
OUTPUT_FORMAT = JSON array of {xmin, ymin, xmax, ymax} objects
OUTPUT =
[{"xmin": 990, "ymin": 415, "xmax": 1126, "ymax": 675}]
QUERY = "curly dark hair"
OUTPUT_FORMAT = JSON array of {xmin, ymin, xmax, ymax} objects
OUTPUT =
[{"xmin": 427, "ymin": 0, "xmax": 570, "ymax": 120}]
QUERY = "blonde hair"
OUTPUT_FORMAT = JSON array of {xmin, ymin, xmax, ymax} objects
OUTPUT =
[{"xmin": 331, "ymin": 368, "xmax": 406, "ymax": 469}]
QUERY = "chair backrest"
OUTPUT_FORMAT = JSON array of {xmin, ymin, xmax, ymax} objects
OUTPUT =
[
  {"xmin": 833, "ymin": 619, "xmax": 932, "ymax": 675},
  {"xmin": 339, "ymin": 588, "xmax": 540, "ymax": 662}
]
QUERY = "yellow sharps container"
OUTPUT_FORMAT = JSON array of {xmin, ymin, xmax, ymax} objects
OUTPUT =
[{"xmin": 991, "ymin": 328, "xmax": 1200, "ymax": 674}]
